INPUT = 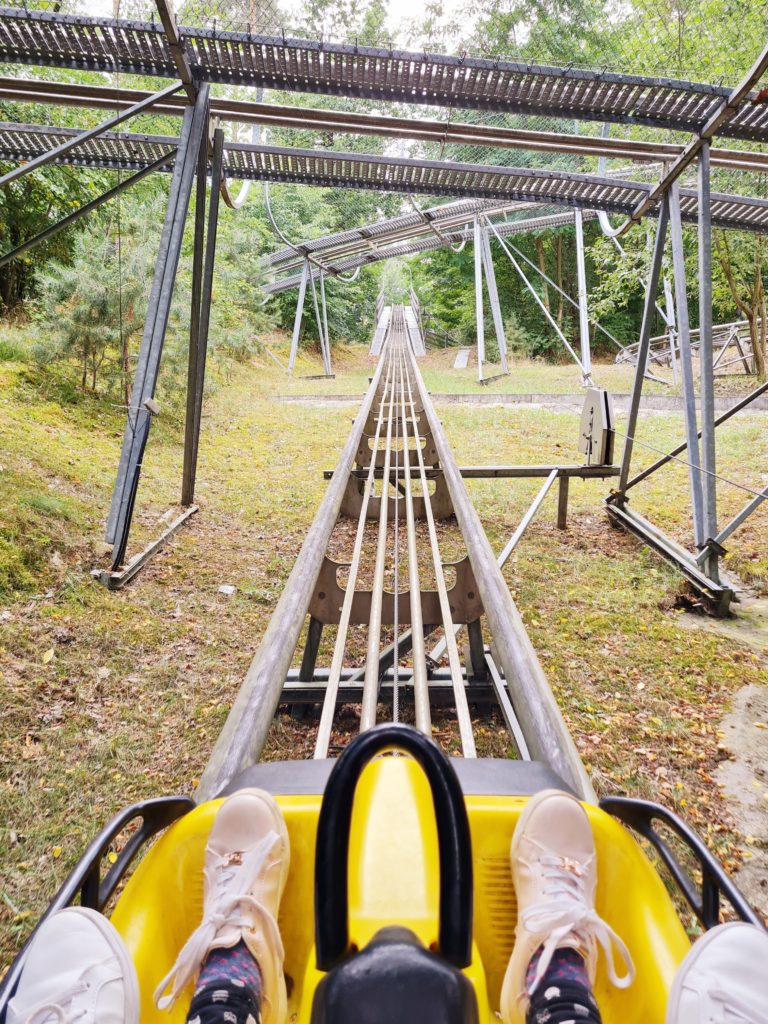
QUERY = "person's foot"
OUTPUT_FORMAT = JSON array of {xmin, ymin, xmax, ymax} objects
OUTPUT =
[
  {"xmin": 499, "ymin": 789, "xmax": 634, "ymax": 1024},
  {"xmin": 7, "ymin": 906, "xmax": 139, "ymax": 1024},
  {"xmin": 666, "ymin": 921, "xmax": 768, "ymax": 1023},
  {"xmin": 154, "ymin": 788, "xmax": 290, "ymax": 1024}
]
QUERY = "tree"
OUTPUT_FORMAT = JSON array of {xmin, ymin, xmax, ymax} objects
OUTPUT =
[
  {"xmin": 33, "ymin": 194, "xmax": 163, "ymax": 396},
  {"xmin": 714, "ymin": 231, "xmax": 767, "ymax": 379}
]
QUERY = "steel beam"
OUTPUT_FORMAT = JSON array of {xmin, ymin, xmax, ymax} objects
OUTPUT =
[
  {"xmin": 182, "ymin": 124, "xmax": 207, "ymax": 510},
  {"xmin": 319, "ymin": 271, "xmax": 332, "ymax": 376},
  {"xmin": 698, "ymin": 142, "xmax": 719, "ymax": 580},
  {"xmin": 473, "ymin": 218, "xmax": 485, "ymax": 381},
  {"xmin": 154, "ymin": 0, "xmax": 197, "ymax": 100},
  {"xmin": 616, "ymin": 202, "xmax": 669, "ymax": 493},
  {"xmin": 288, "ymin": 261, "xmax": 309, "ymax": 373},
  {"xmin": 478, "ymin": 226, "xmax": 509, "ymax": 374},
  {"xmin": 106, "ymin": 87, "xmax": 210, "ymax": 565},
  {"xmin": 4, "ymin": 78, "xmax": 767, "ymax": 175},
  {"xmin": 669, "ymin": 182, "xmax": 705, "ymax": 547},
  {"xmin": 0, "ymin": 80, "xmax": 183, "ymax": 188},
  {"xmin": 574, "ymin": 210, "xmax": 593, "ymax": 384},
  {"xmin": 182, "ymin": 127, "xmax": 224, "ymax": 507}
]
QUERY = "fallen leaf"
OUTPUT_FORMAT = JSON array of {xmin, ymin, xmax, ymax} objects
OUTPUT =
[{"xmin": 42, "ymin": 648, "xmax": 54, "ymax": 665}]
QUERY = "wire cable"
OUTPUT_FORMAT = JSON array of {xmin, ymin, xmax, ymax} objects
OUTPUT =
[{"xmin": 612, "ymin": 427, "xmax": 767, "ymax": 500}]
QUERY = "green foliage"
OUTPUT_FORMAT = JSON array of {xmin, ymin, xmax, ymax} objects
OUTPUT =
[
  {"xmin": 0, "ymin": 535, "xmax": 34, "ymax": 595},
  {"xmin": 33, "ymin": 197, "xmax": 160, "ymax": 394},
  {"xmin": 19, "ymin": 492, "xmax": 76, "ymax": 521}
]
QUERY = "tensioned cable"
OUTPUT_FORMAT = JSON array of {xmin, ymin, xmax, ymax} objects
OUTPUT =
[{"xmin": 612, "ymin": 426, "xmax": 767, "ymax": 499}]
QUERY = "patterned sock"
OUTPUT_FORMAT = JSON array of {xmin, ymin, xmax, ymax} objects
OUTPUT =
[
  {"xmin": 186, "ymin": 941, "xmax": 263, "ymax": 1024},
  {"xmin": 525, "ymin": 947, "xmax": 601, "ymax": 1024}
]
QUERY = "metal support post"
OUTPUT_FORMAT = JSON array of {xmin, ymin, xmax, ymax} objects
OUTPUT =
[
  {"xmin": 182, "ymin": 130, "xmax": 207, "ymax": 508},
  {"xmin": 663, "ymin": 276, "xmax": 678, "ymax": 384},
  {"xmin": 617, "ymin": 202, "xmax": 669, "ymax": 493},
  {"xmin": 478, "ymin": 226, "xmax": 508, "ymax": 373},
  {"xmin": 320, "ymin": 271, "xmax": 332, "ymax": 376},
  {"xmin": 473, "ymin": 217, "xmax": 485, "ymax": 380},
  {"xmin": 299, "ymin": 616, "xmax": 324, "ymax": 681},
  {"xmin": 668, "ymin": 182, "xmax": 706, "ymax": 547},
  {"xmin": 309, "ymin": 269, "xmax": 331, "ymax": 376},
  {"xmin": 106, "ymin": 86, "xmax": 210, "ymax": 567},
  {"xmin": 698, "ymin": 142, "xmax": 719, "ymax": 581},
  {"xmin": 557, "ymin": 476, "xmax": 570, "ymax": 529},
  {"xmin": 182, "ymin": 127, "xmax": 224, "ymax": 507},
  {"xmin": 288, "ymin": 260, "xmax": 309, "ymax": 372},
  {"xmin": 574, "ymin": 210, "xmax": 593, "ymax": 385},
  {"xmin": 466, "ymin": 619, "xmax": 488, "ymax": 681},
  {"xmin": 486, "ymin": 219, "xmax": 585, "ymax": 373}
]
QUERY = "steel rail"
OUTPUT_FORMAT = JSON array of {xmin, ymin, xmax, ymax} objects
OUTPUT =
[
  {"xmin": 3, "ymin": 78, "xmax": 767, "ymax": 174},
  {"xmin": 400, "ymin": 320, "xmax": 476, "ymax": 757},
  {"xmin": 404, "ymin": 341, "xmax": 593, "ymax": 798},
  {"xmin": 396, "ymin": 338, "xmax": 431, "ymax": 736},
  {"xmin": 197, "ymin": 351, "xmax": 387, "ymax": 800},
  {"xmin": 314, "ymin": 352, "xmax": 396, "ymax": 758},
  {"xmin": 360, "ymin": 344, "xmax": 398, "ymax": 732}
]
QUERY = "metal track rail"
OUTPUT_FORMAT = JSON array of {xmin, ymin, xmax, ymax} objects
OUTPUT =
[{"xmin": 199, "ymin": 310, "xmax": 592, "ymax": 801}]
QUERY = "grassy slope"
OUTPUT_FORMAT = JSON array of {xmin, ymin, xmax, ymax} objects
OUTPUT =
[{"xmin": 1, "ymin": 340, "xmax": 767, "ymax": 963}]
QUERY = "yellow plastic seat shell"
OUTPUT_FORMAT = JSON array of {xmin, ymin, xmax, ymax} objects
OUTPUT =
[{"xmin": 110, "ymin": 756, "xmax": 690, "ymax": 1024}]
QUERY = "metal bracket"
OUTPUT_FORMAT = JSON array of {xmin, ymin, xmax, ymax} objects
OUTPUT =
[
  {"xmin": 309, "ymin": 555, "xmax": 482, "ymax": 626},
  {"xmin": 340, "ymin": 472, "xmax": 453, "ymax": 520}
]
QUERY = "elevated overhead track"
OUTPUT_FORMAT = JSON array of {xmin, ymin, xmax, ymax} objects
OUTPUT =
[
  {"xmin": 198, "ymin": 313, "xmax": 592, "ymax": 802},
  {"xmin": 2, "ymin": 124, "xmax": 768, "ymax": 235},
  {"xmin": 2, "ymin": 7, "xmax": 768, "ymax": 141}
]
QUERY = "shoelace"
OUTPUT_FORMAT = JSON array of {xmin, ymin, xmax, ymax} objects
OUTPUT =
[
  {"xmin": 154, "ymin": 831, "xmax": 282, "ymax": 1011},
  {"xmin": 18, "ymin": 981, "xmax": 89, "ymax": 1024},
  {"xmin": 710, "ymin": 988, "xmax": 768, "ymax": 1024},
  {"xmin": 522, "ymin": 854, "xmax": 635, "ymax": 996}
]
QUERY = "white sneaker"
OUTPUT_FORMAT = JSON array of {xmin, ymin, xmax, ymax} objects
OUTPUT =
[
  {"xmin": 500, "ymin": 789, "xmax": 634, "ymax": 1024},
  {"xmin": 154, "ymin": 788, "xmax": 290, "ymax": 1024},
  {"xmin": 666, "ymin": 921, "xmax": 768, "ymax": 1023},
  {"xmin": 6, "ymin": 906, "xmax": 139, "ymax": 1024}
]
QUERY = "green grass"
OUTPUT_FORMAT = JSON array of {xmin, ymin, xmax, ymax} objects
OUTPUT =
[{"xmin": 0, "ymin": 340, "xmax": 766, "ymax": 963}]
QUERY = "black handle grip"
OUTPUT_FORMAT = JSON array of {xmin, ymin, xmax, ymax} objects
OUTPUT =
[
  {"xmin": 314, "ymin": 724, "xmax": 473, "ymax": 971},
  {"xmin": 600, "ymin": 796, "xmax": 762, "ymax": 929}
]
